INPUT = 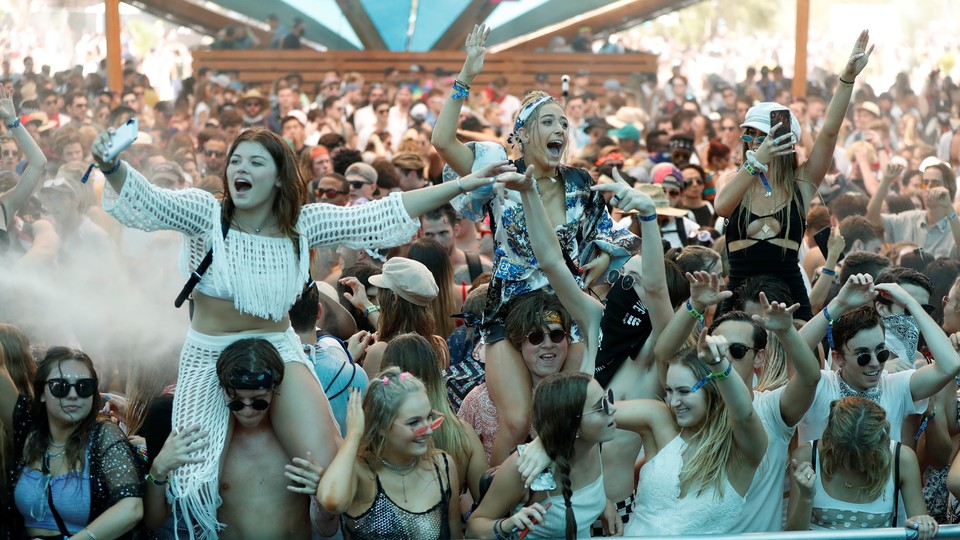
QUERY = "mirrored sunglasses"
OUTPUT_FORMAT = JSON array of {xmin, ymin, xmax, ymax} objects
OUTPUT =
[{"xmin": 740, "ymin": 134, "xmax": 766, "ymax": 144}]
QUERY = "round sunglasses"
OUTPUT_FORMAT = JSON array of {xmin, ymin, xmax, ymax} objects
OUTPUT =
[
  {"xmin": 848, "ymin": 348, "xmax": 891, "ymax": 367},
  {"xmin": 607, "ymin": 269, "xmax": 636, "ymax": 289},
  {"xmin": 227, "ymin": 398, "xmax": 270, "ymax": 412},
  {"xmin": 526, "ymin": 329, "xmax": 567, "ymax": 346},
  {"xmin": 47, "ymin": 378, "xmax": 97, "ymax": 398},
  {"xmin": 581, "ymin": 388, "xmax": 615, "ymax": 417}
]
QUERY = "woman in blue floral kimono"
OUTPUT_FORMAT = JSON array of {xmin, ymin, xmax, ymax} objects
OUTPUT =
[{"xmin": 432, "ymin": 24, "xmax": 640, "ymax": 465}]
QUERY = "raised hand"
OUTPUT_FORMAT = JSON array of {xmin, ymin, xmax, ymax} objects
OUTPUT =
[
  {"xmin": 824, "ymin": 227, "xmax": 845, "ymax": 263},
  {"xmin": 841, "ymin": 29, "xmax": 874, "ymax": 82},
  {"xmin": 461, "ymin": 24, "xmax": 491, "ymax": 82},
  {"xmin": 338, "ymin": 277, "xmax": 372, "ymax": 312},
  {"xmin": 835, "ymin": 273, "xmax": 877, "ymax": 311},
  {"xmin": 0, "ymin": 85, "xmax": 16, "ymax": 123},
  {"xmin": 591, "ymin": 167, "xmax": 656, "ymax": 216},
  {"xmin": 687, "ymin": 271, "xmax": 733, "ymax": 310},
  {"xmin": 91, "ymin": 128, "xmax": 119, "ymax": 169},
  {"xmin": 345, "ymin": 389, "xmax": 365, "ymax": 443},
  {"xmin": 881, "ymin": 162, "xmax": 905, "ymax": 182},
  {"xmin": 874, "ymin": 282, "xmax": 920, "ymax": 311},
  {"xmin": 754, "ymin": 125, "xmax": 796, "ymax": 165},
  {"xmin": 751, "ymin": 291, "xmax": 800, "ymax": 333}
]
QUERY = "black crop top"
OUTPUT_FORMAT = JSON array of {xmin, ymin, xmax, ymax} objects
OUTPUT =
[{"xmin": 725, "ymin": 189, "xmax": 806, "ymax": 248}]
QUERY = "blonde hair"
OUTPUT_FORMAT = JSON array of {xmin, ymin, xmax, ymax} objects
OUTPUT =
[
  {"xmin": 672, "ymin": 349, "xmax": 736, "ymax": 498},
  {"xmin": 820, "ymin": 397, "xmax": 892, "ymax": 500},
  {"xmin": 359, "ymin": 367, "xmax": 434, "ymax": 463},
  {"xmin": 754, "ymin": 330, "xmax": 789, "ymax": 392}
]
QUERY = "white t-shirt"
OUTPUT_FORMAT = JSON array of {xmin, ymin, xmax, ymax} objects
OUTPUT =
[
  {"xmin": 798, "ymin": 370, "xmax": 926, "ymax": 444},
  {"xmin": 731, "ymin": 387, "xmax": 794, "ymax": 533}
]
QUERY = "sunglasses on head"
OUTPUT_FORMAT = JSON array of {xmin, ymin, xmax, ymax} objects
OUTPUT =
[
  {"xmin": 850, "ymin": 348, "xmax": 891, "ymax": 367},
  {"xmin": 526, "ymin": 328, "xmax": 567, "ymax": 346},
  {"xmin": 582, "ymin": 388, "xmax": 615, "ymax": 417},
  {"xmin": 411, "ymin": 410, "xmax": 445, "ymax": 437},
  {"xmin": 727, "ymin": 343, "xmax": 759, "ymax": 360},
  {"xmin": 606, "ymin": 268, "xmax": 635, "ymax": 289},
  {"xmin": 227, "ymin": 398, "xmax": 270, "ymax": 412},
  {"xmin": 317, "ymin": 188, "xmax": 347, "ymax": 198},
  {"xmin": 47, "ymin": 378, "xmax": 97, "ymax": 398},
  {"xmin": 740, "ymin": 134, "xmax": 766, "ymax": 144}
]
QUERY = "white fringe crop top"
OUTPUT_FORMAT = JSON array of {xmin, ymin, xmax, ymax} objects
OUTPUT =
[{"xmin": 103, "ymin": 165, "xmax": 420, "ymax": 321}]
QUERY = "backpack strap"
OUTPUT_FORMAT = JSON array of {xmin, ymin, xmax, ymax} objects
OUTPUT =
[
  {"xmin": 175, "ymin": 214, "xmax": 230, "ymax": 308},
  {"xmin": 891, "ymin": 442, "xmax": 901, "ymax": 527},
  {"xmin": 465, "ymin": 251, "xmax": 483, "ymax": 283}
]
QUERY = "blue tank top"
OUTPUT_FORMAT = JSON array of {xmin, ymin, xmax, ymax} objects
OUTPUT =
[{"xmin": 15, "ymin": 454, "xmax": 92, "ymax": 534}]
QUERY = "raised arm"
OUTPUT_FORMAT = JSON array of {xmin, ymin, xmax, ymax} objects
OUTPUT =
[
  {"xmin": 750, "ymin": 292, "xmax": 820, "ymax": 427},
  {"xmin": 400, "ymin": 160, "xmax": 512, "ymax": 220},
  {"xmin": 0, "ymin": 86, "xmax": 47, "ymax": 229},
  {"xmin": 654, "ymin": 272, "xmax": 732, "ymax": 384},
  {"xmin": 800, "ymin": 273, "xmax": 877, "ymax": 351},
  {"xmin": 801, "ymin": 30, "xmax": 873, "ymax": 189},
  {"xmin": 317, "ymin": 389, "xmax": 362, "ymax": 514},
  {"xmin": 808, "ymin": 227, "xmax": 845, "ymax": 313},
  {"xmin": 865, "ymin": 163, "xmax": 903, "ymax": 228},
  {"xmin": 504, "ymin": 165, "xmax": 604, "ymax": 372},
  {"xmin": 702, "ymin": 334, "xmax": 767, "ymax": 467},
  {"xmin": 431, "ymin": 24, "xmax": 490, "ymax": 176}
]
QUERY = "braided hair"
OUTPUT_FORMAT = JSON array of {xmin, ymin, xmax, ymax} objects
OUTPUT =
[{"xmin": 531, "ymin": 372, "xmax": 591, "ymax": 540}]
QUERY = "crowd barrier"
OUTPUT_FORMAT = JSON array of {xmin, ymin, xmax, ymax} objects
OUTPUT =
[{"xmin": 631, "ymin": 524, "xmax": 960, "ymax": 540}]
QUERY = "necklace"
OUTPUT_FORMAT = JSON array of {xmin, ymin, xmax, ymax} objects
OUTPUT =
[
  {"xmin": 45, "ymin": 448, "xmax": 66, "ymax": 460},
  {"xmin": 381, "ymin": 457, "xmax": 418, "ymax": 503},
  {"xmin": 232, "ymin": 215, "xmax": 276, "ymax": 234},
  {"xmin": 48, "ymin": 439, "xmax": 66, "ymax": 448}
]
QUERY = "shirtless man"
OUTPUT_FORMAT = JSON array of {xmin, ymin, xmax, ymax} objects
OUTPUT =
[{"xmin": 144, "ymin": 338, "xmax": 334, "ymax": 538}]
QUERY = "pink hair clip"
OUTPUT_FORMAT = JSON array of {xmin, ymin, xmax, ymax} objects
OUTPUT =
[
  {"xmin": 381, "ymin": 376, "xmax": 390, "ymax": 385},
  {"xmin": 399, "ymin": 372, "xmax": 411, "ymax": 381}
]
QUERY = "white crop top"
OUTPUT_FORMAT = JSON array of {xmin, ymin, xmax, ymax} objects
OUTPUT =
[{"xmin": 103, "ymin": 165, "xmax": 420, "ymax": 320}]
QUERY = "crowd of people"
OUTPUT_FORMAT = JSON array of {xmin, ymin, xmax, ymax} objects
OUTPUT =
[{"xmin": 4, "ymin": 18, "xmax": 960, "ymax": 540}]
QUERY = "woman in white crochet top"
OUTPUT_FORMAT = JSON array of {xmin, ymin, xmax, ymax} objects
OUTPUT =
[{"xmin": 90, "ymin": 126, "xmax": 513, "ymax": 539}]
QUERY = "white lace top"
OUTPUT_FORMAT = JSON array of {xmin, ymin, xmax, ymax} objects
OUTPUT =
[
  {"xmin": 625, "ymin": 435, "xmax": 745, "ymax": 535},
  {"xmin": 103, "ymin": 165, "xmax": 420, "ymax": 320}
]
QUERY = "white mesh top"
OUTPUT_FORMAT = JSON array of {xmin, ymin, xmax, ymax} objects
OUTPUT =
[{"xmin": 103, "ymin": 165, "xmax": 420, "ymax": 320}]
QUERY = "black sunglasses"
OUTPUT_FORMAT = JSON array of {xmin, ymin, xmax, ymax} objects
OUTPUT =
[
  {"xmin": 582, "ymin": 388, "xmax": 615, "ymax": 417},
  {"xmin": 227, "ymin": 398, "xmax": 270, "ymax": 412},
  {"xmin": 526, "ymin": 328, "xmax": 567, "ymax": 346},
  {"xmin": 317, "ymin": 188, "xmax": 347, "ymax": 198},
  {"xmin": 47, "ymin": 378, "xmax": 97, "ymax": 398},
  {"xmin": 851, "ymin": 348, "xmax": 891, "ymax": 367},
  {"xmin": 349, "ymin": 181, "xmax": 370, "ymax": 190},
  {"xmin": 727, "ymin": 343, "xmax": 760, "ymax": 360},
  {"xmin": 204, "ymin": 149, "xmax": 226, "ymax": 158},
  {"xmin": 606, "ymin": 269, "xmax": 635, "ymax": 289}
]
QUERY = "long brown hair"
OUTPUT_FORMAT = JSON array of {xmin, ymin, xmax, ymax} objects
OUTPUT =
[
  {"xmin": 531, "ymin": 372, "xmax": 590, "ymax": 540},
  {"xmin": 220, "ymin": 127, "xmax": 306, "ymax": 243},
  {"xmin": 407, "ymin": 237, "xmax": 457, "ymax": 338},
  {"xmin": 0, "ymin": 323, "xmax": 35, "ymax": 397},
  {"xmin": 122, "ymin": 353, "xmax": 178, "ymax": 437},
  {"xmin": 25, "ymin": 348, "xmax": 103, "ymax": 473},
  {"xmin": 820, "ymin": 397, "xmax": 892, "ymax": 500}
]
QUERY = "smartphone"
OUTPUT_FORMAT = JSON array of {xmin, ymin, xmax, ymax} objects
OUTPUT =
[
  {"xmin": 769, "ymin": 109, "xmax": 791, "ymax": 140},
  {"xmin": 102, "ymin": 118, "xmax": 139, "ymax": 163},
  {"xmin": 813, "ymin": 226, "xmax": 844, "ymax": 264}
]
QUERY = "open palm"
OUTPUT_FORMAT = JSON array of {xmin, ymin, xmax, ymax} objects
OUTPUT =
[
  {"xmin": 462, "ymin": 24, "xmax": 491, "ymax": 80},
  {"xmin": 842, "ymin": 29, "xmax": 874, "ymax": 80}
]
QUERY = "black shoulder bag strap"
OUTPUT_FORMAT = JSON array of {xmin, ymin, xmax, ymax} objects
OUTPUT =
[
  {"xmin": 175, "ymin": 215, "xmax": 230, "ymax": 309},
  {"xmin": 891, "ymin": 442, "xmax": 901, "ymax": 527},
  {"xmin": 465, "ymin": 251, "xmax": 483, "ymax": 283},
  {"xmin": 811, "ymin": 439, "xmax": 818, "ymax": 473},
  {"xmin": 43, "ymin": 453, "xmax": 73, "ymax": 538}
]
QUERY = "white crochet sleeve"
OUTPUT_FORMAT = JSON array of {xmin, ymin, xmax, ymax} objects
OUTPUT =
[
  {"xmin": 102, "ymin": 164, "xmax": 218, "ymax": 236},
  {"xmin": 299, "ymin": 192, "xmax": 420, "ymax": 249}
]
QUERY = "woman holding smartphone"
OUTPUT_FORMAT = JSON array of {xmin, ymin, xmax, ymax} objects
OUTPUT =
[{"xmin": 715, "ymin": 31, "xmax": 874, "ymax": 321}]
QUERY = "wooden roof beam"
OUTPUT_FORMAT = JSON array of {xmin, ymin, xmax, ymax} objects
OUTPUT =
[
  {"xmin": 432, "ymin": 0, "xmax": 500, "ymax": 50},
  {"xmin": 334, "ymin": 0, "xmax": 388, "ymax": 50},
  {"xmin": 127, "ymin": 0, "xmax": 272, "ymax": 45}
]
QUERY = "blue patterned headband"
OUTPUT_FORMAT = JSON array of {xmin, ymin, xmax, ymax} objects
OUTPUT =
[{"xmin": 508, "ymin": 95, "xmax": 558, "ymax": 146}]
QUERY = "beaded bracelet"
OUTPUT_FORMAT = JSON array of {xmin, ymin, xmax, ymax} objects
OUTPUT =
[
  {"xmin": 6, "ymin": 117, "xmax": 20, "ymax": 130},
  {"xmin": 452, "ymin": 79, "xmax": 470, "ymax": 101},
  {"xmin": 823, "ymin": 305, "xmax": 835, "ymax": 350},
  {"xmin": 686, "ymin": 298, "xmax": 705, "ymax": 330},
  {"xmin": 636, "ymin": 213, "xmax": 657, "ymax": 222},
  {"xmin": 691, "ymin": 360, "xmax": 733, "ymax": 392}
]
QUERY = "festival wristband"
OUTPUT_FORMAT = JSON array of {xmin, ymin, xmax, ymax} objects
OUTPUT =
[
  {"xmin": 823, "ymin": 305, "xmax": 835, "ymax": 350},
  {"xmin": 636, "ymin": 213, "xmax": 657, "ymax": 222}
]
